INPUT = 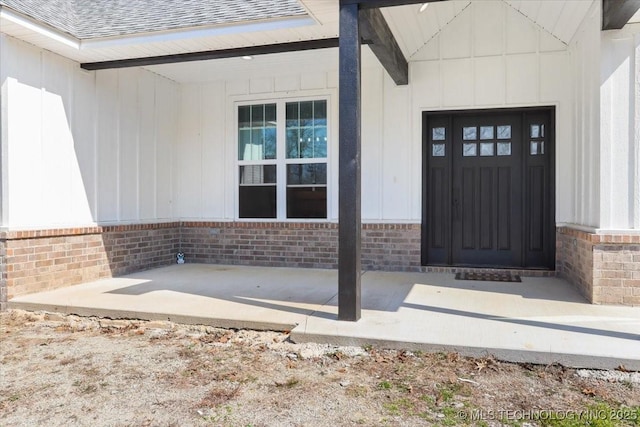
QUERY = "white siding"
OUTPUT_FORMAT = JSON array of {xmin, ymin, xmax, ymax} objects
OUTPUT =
[
  {"xmin": 636, "ymin": 30, "xmax": 640, "ymax": 230},
  {"xmin": 174, "ymin": 84, "xmax": 202, "ymax": 219},
  {"xmin": 2, "ymin": 0, "xmax": 609, "ymax": 228},
  {"xmin": 408, "ymin": 0, "xmax": 572, "ymax": 222},
  {"xmin": 5, "ymin": 37, "xmax": 43, "ymax": 227},
  {"xmin": 152, "ymin": 76, "xmax": 177, "ymax": 220},
  {"xmin": 0, "ymin": 34, "xmax": 178, "ymax": 228},
  {"xmin": 173, "ymin": 56, "xmax": 341, "ymax": 220},
  {"xmin": 172, "ymin": 0, "xmax": 581, "ymax": 223},
  {"xmin": 381, "ymin": 75, "xmax": 412, "ymax": 221},
  {"xmin": 361, "ymin": 68, "xmax": 384, "ymax": 220},
  {"xmin": 95, "ymin": 69, "xmax": 119, "ymax": 222},
  {"xmin": 138, "ymin": 71, "xmax": 157, "ymax": 220},
  {"xmin": 118, "ymin": 68, "xmax": 140, "ymax": 222},
  {"xmin": 0, "ymin": 34, "xmax": 9, "ymax": 226},
  {"xmin": 599, "ymin": 23, "xmax": 640, "ymax": 231},
  {"xmin": 563, "ymin": 2, "xmax": 601, "ymax": 229},
  {"xmin": 71, "ymin": 63, "xmax": 97, "ymax": 222}
]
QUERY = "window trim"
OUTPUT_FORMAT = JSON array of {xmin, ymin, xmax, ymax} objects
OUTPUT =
[{"xmin": 235, "ymin": 95, "xmax": 331, "ymax": 221}]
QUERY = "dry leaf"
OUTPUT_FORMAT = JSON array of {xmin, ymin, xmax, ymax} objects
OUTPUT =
[{"xmin": 218, "ymin": 333, "xmax": 232, "ymax": 343}]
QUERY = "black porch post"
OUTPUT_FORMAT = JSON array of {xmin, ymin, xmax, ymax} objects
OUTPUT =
[{"xmin": 338, "ymin": 1, "xmax": 362, "ymax": 321}]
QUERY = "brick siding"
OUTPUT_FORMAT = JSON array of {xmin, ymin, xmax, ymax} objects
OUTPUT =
[
  {"xmin": 1, "ymin": 222, "xmax": 423, "ymax": 308},
  {"xmin": 593, "ymin": 245, "xmax": 640, "ymax": 305},
  {"xmin": 2, "ymin": 223, "xmax": 180, "ymax": 301},
  {"xmin": 556, "ymin": 228, "xmax": 594, "ymax": 301},
  {"xmin": 362, "ymin": 224, "xmax": 422, "ymax": 271},
  {"xmin": 179, "ymin": 222, "xmax": 422, "ymax": 271},
  {"xmin": 557, "ymin": 227, "xmax": 640, "ymax": 306},
  {"xmin": 0, "ymin": 238, "xmax": 6, "ymax": 312}
]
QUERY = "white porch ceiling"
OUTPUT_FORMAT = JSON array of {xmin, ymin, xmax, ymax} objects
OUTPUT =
[
  {"xmin": 1, "ymin": 0, "xmax": 596, "ymax": 80},
  {"xmin": 504, "ymin": 0, "xmax": 595, "ymax": 43}
]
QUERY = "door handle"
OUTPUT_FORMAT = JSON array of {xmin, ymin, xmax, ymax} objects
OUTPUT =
[{"xmin": 452, "ymin": 188, "xmax": 460, "ymax": 221}]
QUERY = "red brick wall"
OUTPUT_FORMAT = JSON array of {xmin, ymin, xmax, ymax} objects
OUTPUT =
[
  {"xmin": 101, "ymin": 224, "xmax": 180, "ymax": 275},
  {"xmin": 556, "ymin": 228, "xmax": 594, "ymax": 301},
  {"xmin": 179, "ymin": 222, "xmax": 422, "ymax": 271},
  {"xmin": 2, "ymin": 224, "xmax": 180, "ymax": 301},
  {"xmin": 362, "ymin": 224, "xmax": 422, "ymax": 271},
  {"xmin": 1, "ymin": 222, "xmax": 422, "ymax": 308},
  {"xmin": 180, "ymin": 222, "xmax": 338, "ymax": 268},
  {"xmin": 593, "ymin": 245, "xmax": 640, "ymax": 305},
  {"xmin": 4, "ymin": 222, "xmax": 639, "ymax": 310},
  {"xmin": 557, "ymin": 227, "xmax": 640, "ymax": 306},
  {"xmin": 0, "ymin": 238, "xmax": 6, "ymax": 312}
]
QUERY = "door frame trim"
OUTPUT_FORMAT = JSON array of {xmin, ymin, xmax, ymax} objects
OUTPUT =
[{"xmin": 421, "ymin": 106, "xmax": 556, "ymax": 269}]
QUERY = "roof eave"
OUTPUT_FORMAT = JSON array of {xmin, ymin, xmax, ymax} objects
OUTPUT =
[
  {"xmin": 1, "ymin": 5, "xmax": 317, "ymax": 59},
  {"xmin": 0, "ymin": 6, "xmax": 79, "ymax": 49},
  {"xmin": 80, "ymin": 15, "xmax": 316, "ymax": 50}
]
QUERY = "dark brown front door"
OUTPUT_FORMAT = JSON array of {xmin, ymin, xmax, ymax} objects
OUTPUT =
[{"xmin": 422, "ymin": 108, "xmax": 555, "ymax": 269}]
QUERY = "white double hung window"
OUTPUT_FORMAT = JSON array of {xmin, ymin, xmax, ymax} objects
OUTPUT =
[{"xmin": 237, "ymin": 99, "xmax": 328, "ymax": 219}]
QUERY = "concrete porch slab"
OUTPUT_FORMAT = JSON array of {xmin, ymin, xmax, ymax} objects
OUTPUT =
[
  {"xmin": 8, "ymin": 264, "xmax": 640, "ymax": 370},
  {"xmin": 8, "ymin": 264, "xmax": 338, "ymax": 331}
]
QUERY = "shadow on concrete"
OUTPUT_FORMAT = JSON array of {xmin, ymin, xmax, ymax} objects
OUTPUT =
[
  {"xmin": 104, "ymin": 266, "xmax": 590, "ymax": 323},
  {"xmin": 105, "ymin": 265, "xmax": 346, "ymax": 320},
  {"xmin": 402, "ymin": 302, "xmax": 640, "ymax": 342}
]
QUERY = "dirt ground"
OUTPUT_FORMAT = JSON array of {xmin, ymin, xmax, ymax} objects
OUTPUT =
[{"xmin": 1, "ymin": 310, "xmax": 639, "ymax": 427}]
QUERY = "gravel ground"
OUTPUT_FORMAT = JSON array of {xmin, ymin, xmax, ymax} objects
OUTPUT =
[{"xmin": 1, "ymin": 310, "xmax": 639, "ymax": 427}]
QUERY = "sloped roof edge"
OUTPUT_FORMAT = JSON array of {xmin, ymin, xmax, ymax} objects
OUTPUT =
[{"xmin": 0, "ymin": 0, "xmax": 308, "ymax": 40}]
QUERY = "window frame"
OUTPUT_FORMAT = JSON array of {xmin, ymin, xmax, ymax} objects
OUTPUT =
[{"xmin": 235, "ymin": 95, "xmax": 331, "ymax": 221}]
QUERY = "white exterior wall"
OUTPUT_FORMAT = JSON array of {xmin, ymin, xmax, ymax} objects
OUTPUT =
[
  {"xmin": 1, "ymin": 1, "xmax": 604, "ymax": 228},
  {"xmin": 174, "ymin": 1, "xmax": 576, "ymax": 223},
  {"xmin": 600, "ymin": 23, "xmax": 640, "ymax": 231},
  {"xmin": 0, "ymin": 34, "xmax": 178, "ymax": 228},
  {"xmin": 173, "ymin": 50, "xmax": 342, "ymax": 221},
  {"xmin": 566, "ymin": 2, "xmax": 602, "ymax": 229},
  {"xmin": 407, "ymin": 0, "xmax": 573, "ymax": 222}
]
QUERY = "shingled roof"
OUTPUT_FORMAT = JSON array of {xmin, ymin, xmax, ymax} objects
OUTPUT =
[{"xmin": 0, "ymin": 0, "xmax": 308, "ymax": 39}]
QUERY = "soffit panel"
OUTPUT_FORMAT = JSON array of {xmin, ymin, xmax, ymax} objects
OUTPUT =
[
  {"xmin": 142, "ymin": 45, "xmax": 387, "ymax": 84},
  {"xmin": 381, "ymin": 1, "xmax": 471, "ymax": 58},
  {"xmin": 383, "ymin": 0, "xmax": 594, "ymax": 59},
  {"xmin": 504, "ymin": 0, "xmax": 594, "ymax": 44}
]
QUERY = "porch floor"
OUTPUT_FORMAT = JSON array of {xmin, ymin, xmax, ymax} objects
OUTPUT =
[{"xmin": 8, "ymin": 264, "xmax": 640, "ymax": 370}]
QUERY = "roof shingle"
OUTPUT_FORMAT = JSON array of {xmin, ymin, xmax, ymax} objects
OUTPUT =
[{"xmin": 0, "ymin": 0, "xmax": 308, "ymax": 39}]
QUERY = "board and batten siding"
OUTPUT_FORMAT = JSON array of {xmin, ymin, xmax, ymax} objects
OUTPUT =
[
  {"xmin": 407, "ymin": 0, "xmax": 574, "ymax": 223},
  {"xmin": 173, "ymin": 0, "xmax": 579, "ymax": 224},
  {"xmin": 566, "ymin": 1, "xmax": 601, "ymax": 230},
  {"xmin": 0, "ymin": 34, "xmax": 178, "ymax": 229},
  {"xmin": 1, "ymin": 0, "xmax": 621, "ymax": 230},
  {"xmin": 600, "ymin": 23, "xmax": 640, "ymax": 231}
]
